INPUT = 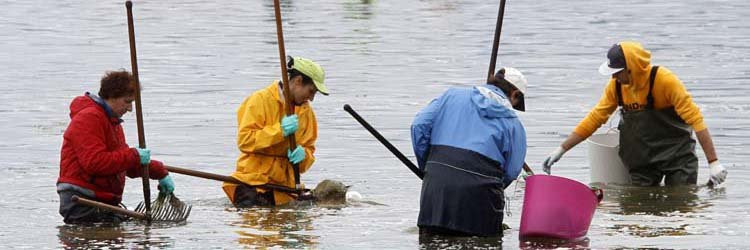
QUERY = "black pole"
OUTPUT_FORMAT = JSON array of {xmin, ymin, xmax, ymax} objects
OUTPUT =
[
  {"xmin": 487, "ymin": 0, "xmax": 507, "ymax": 82},
  {"xmin": 343, "ymin": 104, "xmax": 424, "ymax": 179}
]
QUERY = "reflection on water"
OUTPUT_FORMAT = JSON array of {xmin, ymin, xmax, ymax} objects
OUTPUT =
[
  {"xmin": 418, "ymin": 233, "xmax": 503, "ymax": 250},
  {"xmin": 607, "ymin": 223, "xmax": 691, "ymax": 238},
  {"xmin": 519, "ymin": 237, "xmax": 590, "ymax": 249},
  {"xmin": 57, "ymin": 223, "xmax": 174, "ymax": 249},
  {"xmin": 229, "ymin": 207, "xmax": 319, "ymax": 249},
  {"xmin": 595, "ymin": 184, "xmax": 723, "ymax": 240},
  {"xmin": 343, "ymin": 0, "xmax": 375, "ymax": 20},
  {"xmin": 605, "ymin": 185, "xmax": 711, "ymax": 216}
]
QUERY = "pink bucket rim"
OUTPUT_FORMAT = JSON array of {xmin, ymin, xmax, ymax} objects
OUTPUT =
[{"xmin": 526, "ymin": 175, "xmax": 604, "ymax": 203}]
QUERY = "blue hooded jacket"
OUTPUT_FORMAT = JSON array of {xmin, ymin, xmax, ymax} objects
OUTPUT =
[{"xmin": 411, "ymin": 84, "xmax": 527, "ymax": 187}]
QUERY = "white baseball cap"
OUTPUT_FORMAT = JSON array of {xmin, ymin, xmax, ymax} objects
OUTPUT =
[
  {"xmin": 496, "ymin": 67, "xmax": 527, "ymax": 111},
  {"xmin": 499, "ymin": 67, "xmax": 527, "ymax": 95}
]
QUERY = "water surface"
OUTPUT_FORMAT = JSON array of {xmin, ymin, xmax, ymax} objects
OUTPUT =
[{"xmin": 1, "ymin": 0, "xmax": 749, "ymax": 248}]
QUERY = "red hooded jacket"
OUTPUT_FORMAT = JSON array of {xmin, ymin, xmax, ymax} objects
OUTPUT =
[{"xmin": 57, "ymin": 93, "xmax": 167, "ymax": 204}]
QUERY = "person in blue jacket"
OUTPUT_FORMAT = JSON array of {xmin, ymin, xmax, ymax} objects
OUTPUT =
[{"xmin": 411, "ymin": 67, "xmax": 528, "ymax": 237}]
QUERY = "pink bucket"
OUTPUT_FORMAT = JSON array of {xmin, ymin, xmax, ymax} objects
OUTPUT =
[{"xmin": 519, "ymin": 175, "xmax": 603, "ymax": 240}]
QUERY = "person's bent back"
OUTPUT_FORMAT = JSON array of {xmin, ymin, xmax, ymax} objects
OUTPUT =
[{"xmin": 411, "ymin": 67, "xmax": 528, "ymax": 236}]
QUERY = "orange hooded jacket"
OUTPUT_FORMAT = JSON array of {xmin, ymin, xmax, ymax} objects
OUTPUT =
[
  {"xmin": 223, "ymin": 81, "xmax": 317, "ymax": 205},
  {"xmin": 573, "ymin": 41, "xmax": 706, "ymax": 138}
]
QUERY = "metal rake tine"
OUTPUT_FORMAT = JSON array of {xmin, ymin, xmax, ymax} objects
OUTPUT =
[
  {"xmin": 165, "ymin": 206, "xmax": 182, "ymax": 221},
  {"xmin": 163, "ymin": 197, "xmax": 183, "ymax": 221},
  {"xmin": 171, "ymin": 207, "xmax": 183, "ymax": 221},
  {"xmin": 167, "ymin": 195, "xmax": 188, "ymax": 221},
  {"xmin": 135, "ymin": 202, "xmax": 144, "ymax": 213},
  {"xmin": 152, "ymin": 198, "xmax": 167, "ymax": 220},
  {"xmin": 167, "ymin": 202, "xmax": 189, "ymax": 222},
  {"xmin": 177, "ymin": 205, "xmax": 192, "ymax": 221},
  {"xmin": 155, "ymin": 203, "xmax": 170, "ymax": 220},
  {"xmin": 151, "ymin": 206, "xmax": 163, "ymax": 220},
  {"xmin": 181, "ymin": 204, "xmax": 191, "ymax": 218},
  {"xmin": 162, "ymin": 202, "xmax": 176, "ymax": 220}
]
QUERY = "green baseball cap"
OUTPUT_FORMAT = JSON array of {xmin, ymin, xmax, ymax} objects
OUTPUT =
[{"xmin": 288, "ymin": 56, "xmax": 328, "ymax": 95}]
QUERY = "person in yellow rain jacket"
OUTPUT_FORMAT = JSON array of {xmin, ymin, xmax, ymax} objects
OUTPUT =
[
  {"xmin": 223, "ymin": 56, "xmax": 329, "ymax": 206},
  {"xmin": 542, "ymin": 41, "xmax": 727, "ymax": 186}
]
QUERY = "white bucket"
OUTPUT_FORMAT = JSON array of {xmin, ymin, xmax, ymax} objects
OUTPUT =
[{"xmin": 587, "ymin": 133, "xmax": 630, "ymax": 185}]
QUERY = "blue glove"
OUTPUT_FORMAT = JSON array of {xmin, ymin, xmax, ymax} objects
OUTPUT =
[
  {"xmin": 158, "ymin": 175, "xmax": 175, "ymax": 195},
  {"xmin": 281, "ymin": 114, "xmax": 299, "ymax": 137},
  {"xmin": 287, "ymin": 145, "xmax": 305, "ymax": 165},
  {"xmin": 135, "ymin": 148, "xmax": 151, "ymax": 165}
]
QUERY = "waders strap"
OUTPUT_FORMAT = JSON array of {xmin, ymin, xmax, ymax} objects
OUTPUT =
[
  {"xmin": 646, "ymin": 66, "xmax": 659, "ymax": 109},
  {"xmin": 616, "ymin": 66, "xmax": 660, "ymax": 113}
]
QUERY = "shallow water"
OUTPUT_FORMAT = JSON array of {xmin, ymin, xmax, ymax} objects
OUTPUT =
[{"xmin": 1, "ymin": 0, "xmax": 749, "ymax": 248}]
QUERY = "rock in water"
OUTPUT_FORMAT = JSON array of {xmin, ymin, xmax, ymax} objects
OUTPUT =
[{"xmin": 312, "ymin": 179, "xmax": 349, "ymax": 206}]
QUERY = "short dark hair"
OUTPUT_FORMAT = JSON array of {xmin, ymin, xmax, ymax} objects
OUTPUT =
[
  {"xmin": 98, "ymin": 70, "xmax": 136, "ymax": 99},
  {"xmin": 288, "ymin": 69, "xmax": 314, "ymax": 86}
]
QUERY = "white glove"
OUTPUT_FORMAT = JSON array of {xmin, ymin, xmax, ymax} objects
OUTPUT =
[
  {"xmin": 709, "ymin": 161, "xmax": 727, "ymax": 186},
  {"xmin": 542, "ymin": 146, "xmax": 567, "ymax": 174}
]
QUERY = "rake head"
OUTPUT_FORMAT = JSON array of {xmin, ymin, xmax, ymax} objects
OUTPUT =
[{"xmin": 135, "ymin": 192, "xmax": 192, "ymax": 222}]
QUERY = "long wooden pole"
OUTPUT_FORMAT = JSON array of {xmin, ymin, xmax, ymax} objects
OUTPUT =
[
  {"xmin": 72, "ymin": 195, "xmax": 148, "ymax": 221},
  {"xmin": 125, "ymin": 0, "xmax": 151, "ymax": 216},
  {"xmin": 164, "ymin": 165, "xmax": 302, "ymax": 194},
  {"xmin": 272, "ymin": 0, "xmax": 301, "ymax": 192},
  {"xmin": 483, "ymin": 0, "xmax": 535, "ymax": 176},
  {"xmin": 486, "ymin": 0, "xmax": 507, "ymax": 82}
]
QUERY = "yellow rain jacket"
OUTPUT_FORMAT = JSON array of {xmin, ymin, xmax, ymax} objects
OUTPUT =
[
  {"xmin": 223, "ymin": 81, "xmax": 318, "ymax": 205},
  {"xmin": 574, "ymin": 41, "xmax": 706, "ymax": 138}
]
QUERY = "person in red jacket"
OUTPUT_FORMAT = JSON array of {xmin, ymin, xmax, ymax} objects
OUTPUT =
[{"xmin": 57, "ymin": 70, "xmax": 175, "ymax": 224}]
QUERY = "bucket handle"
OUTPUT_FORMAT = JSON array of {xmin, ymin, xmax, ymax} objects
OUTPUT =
[{"xmin": 591, "ymin": 187, "xmax": 604, "ymax": 203}]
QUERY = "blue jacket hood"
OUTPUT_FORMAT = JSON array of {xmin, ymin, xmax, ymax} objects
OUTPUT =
[
  {"xmin": 471, "ymin": 85, "xmax": 517, "ymax": 119},
  {"xmin": 411, "ymin": 84, "xmax": 527, "ymax": 187}
]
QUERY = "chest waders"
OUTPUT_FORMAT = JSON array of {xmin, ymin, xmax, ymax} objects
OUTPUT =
[
  {"xmin": 418, "ymin": 145, "xmax": 506, "ymax": 237},
  {"xmin": 616, "ymin": 66, "xmax": 698, "ymax": 186}
]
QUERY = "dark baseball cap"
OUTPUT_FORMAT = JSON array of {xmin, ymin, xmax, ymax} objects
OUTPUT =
[{"xmin": 598, "ymin": 44, "xmax": 626, "ymax": 75}]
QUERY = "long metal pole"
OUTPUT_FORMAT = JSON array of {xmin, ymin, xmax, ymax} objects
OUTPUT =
[{"xmin": 344, "ymin": 104, "xmax": 424, "ymax": 179}]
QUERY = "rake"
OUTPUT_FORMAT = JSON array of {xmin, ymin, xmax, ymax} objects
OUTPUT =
[
  {"xmin": 72, "ymin": 194, "xmax": 191, "ymax": 223},
  {"xmin": 134, "ymin": 192, "xmax": 192, "ymax": 222}
]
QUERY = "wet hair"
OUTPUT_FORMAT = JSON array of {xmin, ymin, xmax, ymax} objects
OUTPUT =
[{"xmin": 98, "ymin": 70, "xmax": 136, "ymax": 99}]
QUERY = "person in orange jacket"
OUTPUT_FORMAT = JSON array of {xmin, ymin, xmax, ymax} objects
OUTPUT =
[
  {"xmin": 223, "ymin": 56, "xmax": 329, "ymax": 206},
  {"xmin": 542, "ymin": 41, "xmax": 727, "ymax": 186}
]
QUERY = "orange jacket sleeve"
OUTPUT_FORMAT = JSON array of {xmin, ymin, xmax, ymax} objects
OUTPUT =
[
  {"xmin": 573, "ymin": 79, "xmax": 619, "ymax": 138},
  {"xmin": 659, "ymin": 71, "xmax": 707, "ymax": 132}
]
